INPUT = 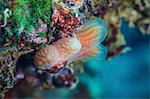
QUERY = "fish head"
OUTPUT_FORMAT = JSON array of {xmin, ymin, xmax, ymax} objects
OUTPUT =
[{"xmin": 34, "ymin": 46, "xmax": 58, "ymax": 71}]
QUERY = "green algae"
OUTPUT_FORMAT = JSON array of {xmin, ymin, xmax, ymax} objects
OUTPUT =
[{"xmin": 12, "ymin": 0, "xmax": 52, "ymax": 36}]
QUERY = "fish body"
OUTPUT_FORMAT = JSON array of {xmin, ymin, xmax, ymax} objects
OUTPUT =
[
  {"xmin": 34, "ymin": 37, "xmax": 81, "ymax": 73},
  {"xmin": 34, "ymin": 18, "xmax": 107, "ymax": 73}
]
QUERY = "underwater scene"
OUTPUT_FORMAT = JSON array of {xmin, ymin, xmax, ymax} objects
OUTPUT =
[{"xmin": 0, "ymin": 0, "xmax": 149, "ymax": 99}]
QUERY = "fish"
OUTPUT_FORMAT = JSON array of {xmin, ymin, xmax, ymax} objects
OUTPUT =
[{"xmin": 34, "ymin": 18, "xmax": 107, "ymax": 74}]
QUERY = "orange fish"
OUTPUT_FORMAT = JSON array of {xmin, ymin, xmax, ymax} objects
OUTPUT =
[{"xmin": 34, "ymin": 18, "xmax": 107, "ymax": 73}]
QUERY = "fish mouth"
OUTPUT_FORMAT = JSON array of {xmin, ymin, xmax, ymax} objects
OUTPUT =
[
  {"xmin": 35, "ymin": 61, "xmax": 67, "ymax": 74},
  {"xmin": 47, "ymin": 61, "xmax": 68, "ymax": 74}
]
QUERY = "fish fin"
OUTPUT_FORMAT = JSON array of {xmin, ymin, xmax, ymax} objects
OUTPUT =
[
  {"xmin": 78, "ymin": 44, "xmax": 108, "ymax": 60},
  {"xmin": 91, "ymin": 44, "xmax": 108, "ymax": 60},
  {"xmin": 68, "ymin": 44, "xmax": 108, "ymax": 64},
  {"xmin": 67, "ymin": 18, "xmax": 107, "ymax": 64},
  {"xmin": 76, "ymin": 18, "xmax": 107, "ymax": 49}
]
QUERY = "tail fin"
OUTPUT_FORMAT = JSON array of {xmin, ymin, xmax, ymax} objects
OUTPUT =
[
  {"xmin": 89, "ymin": 44, "xmax": 108, "ymax": 61},
  {"xmin": 73, "ymin": 18, "xmax": 107, "ymax": 60},
  {"xmin": 76, "ymin": 18, "xmax": 107, "ymax": 49}
]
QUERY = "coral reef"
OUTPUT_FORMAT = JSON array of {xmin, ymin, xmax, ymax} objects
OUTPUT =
[{"xmin": 104, "ymin": 0, "xmax": 150, "ymax": 34}]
